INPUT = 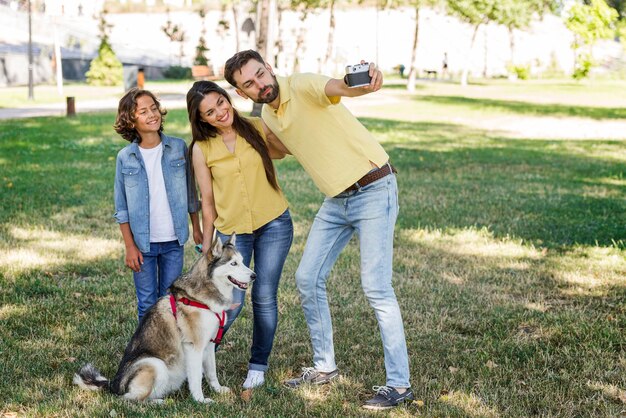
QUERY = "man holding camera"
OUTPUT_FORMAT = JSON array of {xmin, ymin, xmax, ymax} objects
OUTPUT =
[{"xmin": 224, "ymin": 50, "xmax": 412, "ymax": 410}]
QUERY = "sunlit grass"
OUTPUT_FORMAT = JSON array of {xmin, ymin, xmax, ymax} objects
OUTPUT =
[
  {"xmin": 0, "ymin": 227, "xmax": 120, "ymax": 278},
  {"xmin": 439, "ymin": 390, "xmax": 501, "ymax": 417}
]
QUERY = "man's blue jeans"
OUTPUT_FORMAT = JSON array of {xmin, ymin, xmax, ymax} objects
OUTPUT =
[
  {"xmin": 217, "ymin": 209, "xmax": 293, "ymax": 372},
  {"xmin": 295, "ymin": 174, "xmax": 410, "ymax": 388},
  {"xmin": 133, "ymin": 240, "xmax": 184, "ymax": 322}
]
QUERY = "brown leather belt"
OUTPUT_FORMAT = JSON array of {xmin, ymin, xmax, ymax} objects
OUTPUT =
[{"xmin": 342, "ymin": 163, "xmax": 397, "ymax": 194}]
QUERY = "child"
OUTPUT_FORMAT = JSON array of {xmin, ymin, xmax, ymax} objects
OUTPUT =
[{"xmin": 113, "ymin": 88, "xmax": 201, "ymax": 322}]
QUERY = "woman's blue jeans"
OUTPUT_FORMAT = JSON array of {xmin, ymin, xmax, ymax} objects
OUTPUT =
[
  {"xmin": 217, "ymin": 209, "xmax": 293, "ymax": 372},
  {"xmin": 132, "ymin": 240, "xmax": 184, "ymax": 322}
]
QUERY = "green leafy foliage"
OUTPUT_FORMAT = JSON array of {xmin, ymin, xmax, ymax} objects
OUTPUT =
[
  {"xmin": 566, "ymin": 0, "xmax": 618, "ymax": 49},
  {"xmin": 572, "ymin": 53, "xmax": 594, "ymax": 79},
  {"xmin": 565, "ymin": 0, "xmax": 618, "ymax": 79},
  {"xmin": 507, "ymin": 63, "xmax": 531, "ymax": 79},
  {"xmin": 85, "ymin": 39, "xmax": 122, "ymax": 87}
]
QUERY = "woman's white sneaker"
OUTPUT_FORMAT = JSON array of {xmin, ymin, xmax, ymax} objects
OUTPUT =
[{"xmin": 243, "ymin": 370, "xmax": 265, "ymax": 389}]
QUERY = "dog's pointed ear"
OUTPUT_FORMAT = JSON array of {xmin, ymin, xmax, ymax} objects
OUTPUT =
[
  {"xmin": 211, "ymin": 236, "xmax": 224, "ymax": 258},
  {"xmin": 227, "ymin": 232, "xmax": 236, "ymax": 247}
]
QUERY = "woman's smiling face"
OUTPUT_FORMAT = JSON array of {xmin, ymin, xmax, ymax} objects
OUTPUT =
[{"xmin": 198, "ymin": 92, "xmax": 234, "ymax": 133}]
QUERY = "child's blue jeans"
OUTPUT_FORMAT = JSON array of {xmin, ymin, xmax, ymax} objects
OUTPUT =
[{"xmin": 132, "ymin": 240, "xmax": 184, "ymax": 322}]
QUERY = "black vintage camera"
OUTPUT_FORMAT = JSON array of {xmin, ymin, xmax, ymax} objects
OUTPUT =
[{"xmin": 345, "ymin": 63, "xmax": 372, "ymax": 87}]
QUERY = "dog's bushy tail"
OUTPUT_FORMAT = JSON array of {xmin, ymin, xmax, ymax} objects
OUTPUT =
[{"xmin": 73, "ymin": 363, "xmax": 110, "ymax": 391}]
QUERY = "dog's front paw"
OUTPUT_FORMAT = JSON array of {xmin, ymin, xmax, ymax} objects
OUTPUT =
[
  {"xmin": 213, "ymin": 385, "xmax": 231, "ymax": 394},
  {"xmin": 196, "ymin": 397, "xmax": 214, "ymax": 404}
]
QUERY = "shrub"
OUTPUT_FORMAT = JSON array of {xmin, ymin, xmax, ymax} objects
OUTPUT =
[
  {"xmin": 194, "ymin": 35, "xmax": 210, "ymax": 66},
  {"xmin": 85, "ymin": 39, "xmax": 123, "ymax": 86},
  {"xmin": 572, "ymin": 55, "xmax": 593, "ymax": 80},
  {"xmin": 163, "ymin": 65, "xmax": 191, "ymax": 79},
  {"xmin": 507, "ymin": 64, "xmax": 531, "ymax": 80}
]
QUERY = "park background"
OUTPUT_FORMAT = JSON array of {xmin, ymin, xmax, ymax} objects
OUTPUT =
[
  {"xmin": 1, "ymin": 0, "xmax": 626, "ymax": 90},
  {"xmin": 1, "ymin": 0, "xmax": 626, "ymax": 417}
]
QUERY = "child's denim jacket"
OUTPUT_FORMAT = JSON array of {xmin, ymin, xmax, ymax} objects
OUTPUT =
[{"xmin": 113, "ymin": 134, "xmax": 199, "ymax": 253}]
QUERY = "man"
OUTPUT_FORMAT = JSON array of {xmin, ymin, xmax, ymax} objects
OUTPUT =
[{"xmin": 224, "ymin": 50, "xmax": 412, "ymax": 410}]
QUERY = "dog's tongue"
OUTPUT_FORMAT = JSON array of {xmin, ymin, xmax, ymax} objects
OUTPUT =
[{"xmin": 229, "ymin": 303, "xmax": 241, "ymax": 310}]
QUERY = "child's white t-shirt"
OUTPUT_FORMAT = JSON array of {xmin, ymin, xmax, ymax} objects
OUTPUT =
[{"xmin": 138, "ymin": 143, "xmax": 177, "ymax": 243}]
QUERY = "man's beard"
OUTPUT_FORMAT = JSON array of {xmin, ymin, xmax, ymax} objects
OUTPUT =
[{"xmin": 255, "ymin": 83, "xmax": 279, "ymax": 104}]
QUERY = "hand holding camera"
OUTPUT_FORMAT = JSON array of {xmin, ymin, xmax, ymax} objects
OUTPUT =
[
  {"xmin": 345, "ymin": 62, "xmax": 372, "ymax": 87},
  {"xmin": 344, "ymin": 61, "xmax": 383, "ymax": 91}
]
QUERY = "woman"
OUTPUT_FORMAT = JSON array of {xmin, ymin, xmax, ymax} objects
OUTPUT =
[{"xmin": 186, "ymin": 81, "xmax": 293, "ymax": 390}]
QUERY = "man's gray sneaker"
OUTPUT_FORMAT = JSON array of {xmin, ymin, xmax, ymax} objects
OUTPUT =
[
  {"xmin": 284, "ymin": 367, "xmax": 339, "ymax": 388},
  {"xmin": 362, "ymin": 386, "xmax": 414, "ymax": 410}
]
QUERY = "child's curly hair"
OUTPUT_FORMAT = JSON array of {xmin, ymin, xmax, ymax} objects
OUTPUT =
[{"xmin": 113, "ymin": 88, "xmax": 167, "ymax": 143}]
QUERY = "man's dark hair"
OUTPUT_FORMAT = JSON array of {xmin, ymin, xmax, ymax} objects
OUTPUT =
[{"xmin": 224, "ymin": 50, "xmax": 266, "ymax": 87}]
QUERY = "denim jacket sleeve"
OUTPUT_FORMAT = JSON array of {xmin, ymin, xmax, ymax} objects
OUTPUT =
[
  {"xmin": 113, "ymin": 151, "xmax": 129, "ymax": 224},
  {"xmin": 184, "ymin": 141, "xmax": 200, "ymax": 214}
]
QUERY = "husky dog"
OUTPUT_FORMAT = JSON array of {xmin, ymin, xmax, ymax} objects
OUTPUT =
[{"xmin": 73, "ymin": 234, "xmax": 255, "ymax": 403}]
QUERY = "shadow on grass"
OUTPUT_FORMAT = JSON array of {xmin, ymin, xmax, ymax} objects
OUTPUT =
[
  {"xmin": 416, "ymin": 95, "xmax": 626, "ymax": 120},
  {"xmin": 359, "ymin": 117, "xmax": 626, "ymax": 249}
]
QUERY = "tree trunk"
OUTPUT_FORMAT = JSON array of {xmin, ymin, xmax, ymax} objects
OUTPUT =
[
  {"xmin": 274, "ymin": 3, "xmax": 285, "ymax": 69},
  {"xmin": 293, "ymin": 10, "xmax": 309, "ymax": 73},
  {"xmin": 461, "ymin": 23, "xmax": 481, "ymax": 86},
  {"xmin": 508, "ymin": 25, "xmax": 515, "ymax": 65},
  {"xmin": 407, "ymin": 6, "xmax": 419, "ymax": 92},
  {"xmin": 232, "ymin": 1, "xmax": 240, "ymax": 52},
  {"xmin": 323, "ymin": 0, "xmax": 336, "ymax": 71},
  {"xmin": 256, "ymin": 0, "xmax": 270, "ymax": 58},
  {"xmin": 252, "ymin": 0, "xmax": 272, "ymax": 116},
  {"xmin": 483, "ymin": 27, "xmax": 488, "ymax": 78}
]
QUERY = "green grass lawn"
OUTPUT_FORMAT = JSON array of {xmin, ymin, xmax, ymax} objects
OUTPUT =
[{"xmin": 0, "ymin": 80, "xmax": 625, "ymax": 417}]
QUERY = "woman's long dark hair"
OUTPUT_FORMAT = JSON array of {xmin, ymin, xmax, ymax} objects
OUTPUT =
[{"xmin": 186, "ymin": 81, "xmax": 278, "ymax": 190}]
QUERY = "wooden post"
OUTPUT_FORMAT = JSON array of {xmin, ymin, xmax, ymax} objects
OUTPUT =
[{"xmin": 66, "ymin": 96, "xmax": 76, "ymax": 117}]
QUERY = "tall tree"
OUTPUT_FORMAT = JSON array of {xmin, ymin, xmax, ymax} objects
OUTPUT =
[
  {"xmin": 323, "ymin": 0, "xmax": 337, "ymax": 71},
  {"xmin": 290, "ymin": 0, "xmax": 321, "ymax": 73},
  {"xmin": 274, "ymin": 0, "xmax": 289, "ymax": 70},
  {"xmin": 227, "ymin": 0, "xmax": 242, "ymax": 52},
  {"xmin": 446, "ymin": 0, "xmax": 499, "ymax": 85},
  {"xmin": 493, "ymin": 0, "xmax": 562, "ymax": 65},
  {"xmin": 251, "ymin": 0, "xmax": 277, "ymax": 116},
  {"xmin": 380, "ymin": 0, "xmax": 441, "ymax": 92},
  {"xmin": 565, "ymin": 0, "xmax": 618, "ymax": 79},
  {"xmin": 161, "ymin": 9, "xmax": 187, "ymax": 66},
  {"xmin": 86, "ymin": 9, "xmax": 122, "ymax": 86}
]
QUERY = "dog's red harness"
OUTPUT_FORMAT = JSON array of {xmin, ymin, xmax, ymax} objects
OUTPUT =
[{"xmin": 169, "ymin": 294, "xmax": 226, "ymax": 345}]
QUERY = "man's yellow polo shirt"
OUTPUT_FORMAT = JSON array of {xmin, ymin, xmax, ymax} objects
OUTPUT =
[
  {"xmin": 195, "ymin": 117, "xmax": 288, "ymax": 235},
  {"xmin": 261, "ymin": 73, "xmax": 389, "ymax": 197}
]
